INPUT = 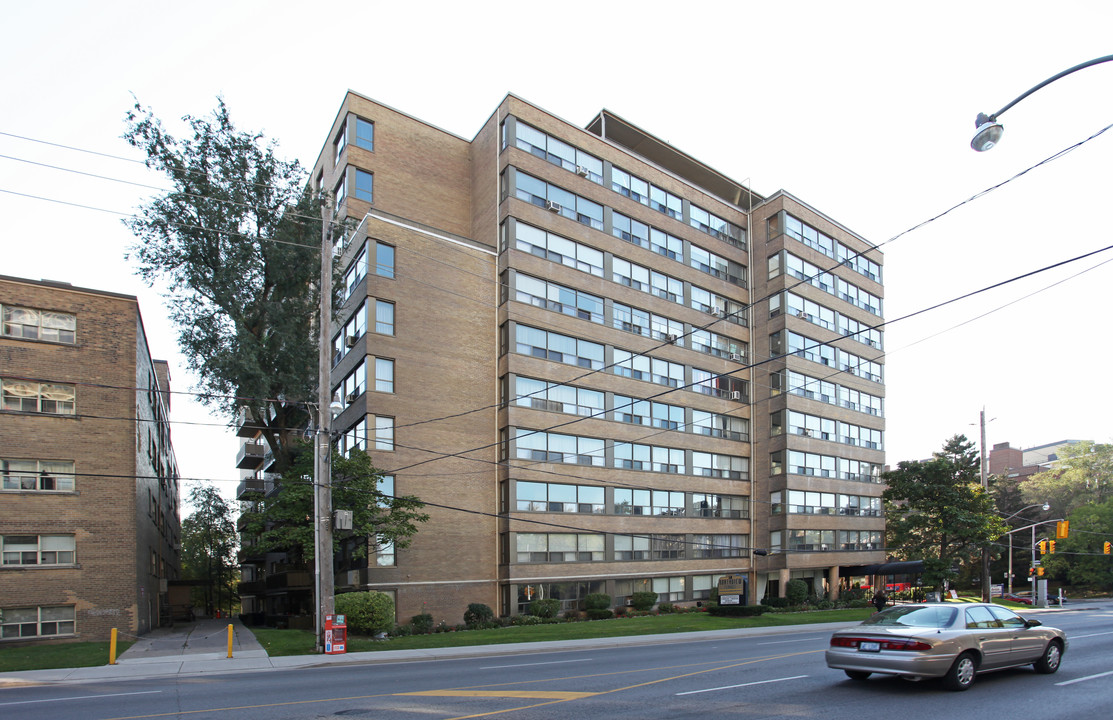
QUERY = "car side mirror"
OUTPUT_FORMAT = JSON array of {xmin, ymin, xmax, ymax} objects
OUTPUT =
[{"xmin": 1024, "ymin": 618, "xmax": 1042, "ymax": 628}]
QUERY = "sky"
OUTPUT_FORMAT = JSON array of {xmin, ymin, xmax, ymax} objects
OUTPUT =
[{"xmin": 2, "ymin": 1, "xmax": 1111, "ymax": 508}]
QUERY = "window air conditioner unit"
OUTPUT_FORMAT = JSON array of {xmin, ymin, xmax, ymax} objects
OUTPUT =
[
  {"xmin": 345, "ymin": 335, "xmax": 358, "ymax": 348},
  {"xmin": 729, "ymin": 390, "xmax": 742, "ymax": 401},
  {"xmin": 665, "ymin": 334, "xmax": 677, "ymax": 343},
  {"xmin": 730, "ymin": 352, "xmax": 743, "ymax": 362},
  {"xmin": 575, "ymin": 165, "xmax": 590, "ymax": 177},
  {"xmin": 545, "ymin": 200, "xmax": 562, "ymax": 213},
  {"xmin": 711, "ymin": 308, "xmax": 723, "ymax": 317},
  {"xmin": 345, "ymin": 391, "xmax": 358, "ymax": 403}
]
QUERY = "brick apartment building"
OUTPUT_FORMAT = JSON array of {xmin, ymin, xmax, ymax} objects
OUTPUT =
[
  {"xmin": 1, "ymin": 276, "xmax": 181, "ymax": 642},
  {"xmin": 238, "ymin": 93, "xmax": 886, "ymax": 625}
]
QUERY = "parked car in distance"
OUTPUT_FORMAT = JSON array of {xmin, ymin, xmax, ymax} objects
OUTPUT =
[
  {"xmin": 825, "ymin": 603, "xmax": 1067, "ymax": 691},
  {"xmin": 1000, "ymin": 593, "xmax": 1032, "ymax": 605}
]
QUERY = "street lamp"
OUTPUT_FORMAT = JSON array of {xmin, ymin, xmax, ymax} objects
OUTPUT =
[
  {"xmin": 971, "ymin": 54, "xmax": 1113, "ymax": 151},
  {"xmin": 1001, "ymin": 503, "xmax": 1049, "ymax": 596}
]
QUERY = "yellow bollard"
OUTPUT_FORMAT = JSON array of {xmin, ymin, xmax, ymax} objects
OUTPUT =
[
  {"xmin": 227, "ymin": 623, "xmax": 234, "ymax": 658},
  {"xmin": 109, "ymin": 628, "xmax": 118, "ymax": 665}
]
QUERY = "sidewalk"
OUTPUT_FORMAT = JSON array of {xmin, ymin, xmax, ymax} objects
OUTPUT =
[{"xmin": 0, "ymin": 603, "xmax": 1092, "ymax": 687}]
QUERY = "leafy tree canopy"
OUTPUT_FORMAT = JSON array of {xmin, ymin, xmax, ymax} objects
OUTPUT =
[
  {"xmin": 1022, "ymin": 441, "xmax": 1113, "ymax": 515},
  {"xmin": 181, "ymin": 483, "xmax": 238, "ymax": 611},
  {"xmin": 123, "ymin": 99, "xmax": 327, "ymax": 472},
  {"xmin": 242, "ymin": 442, "xmax": 429, "ymax": 562},
  {"xmin": 883, "ymin": 435, "xmax": 1007, "ymax": 592},
  {"xmin": 1039, "ymin": 497, "xmax": 1113, "ymax": 589}
]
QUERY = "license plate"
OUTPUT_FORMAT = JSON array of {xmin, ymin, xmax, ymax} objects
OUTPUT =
[{"xmin": 858, "ymin": 641, "xmax": 880, "ymax": 652}]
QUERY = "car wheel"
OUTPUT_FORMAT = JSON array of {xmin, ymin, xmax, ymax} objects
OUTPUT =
[
  {"xmin": 1034, "ymin": 640, "xmax": 1063, "ymax": 674},
  {"xmin": 943, "ymin": 652, "xmax": 977, "ymax": 691},
  {"xmin": 844, "ymin": 670, "xmax": 871, "ymax": 681}
]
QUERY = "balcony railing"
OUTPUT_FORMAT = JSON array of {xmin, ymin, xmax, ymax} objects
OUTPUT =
[{"xmin": 236, "ymin": 442, "xmax": 265, "ymax": 470}]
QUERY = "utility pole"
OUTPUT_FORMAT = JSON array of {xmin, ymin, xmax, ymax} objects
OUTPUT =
[
  {"xmin": 314, "ymin": 195, "xmax": 335, "ymax": 652},
  {"xmin": 979, "ymin": 408, "xmax": 991, "ymax": 603}
]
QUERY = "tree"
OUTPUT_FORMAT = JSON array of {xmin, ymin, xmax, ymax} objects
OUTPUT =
[
  {"xmin": 123, "ymin": 99, "xmax": 327, "ymax": 472},
  {"xmin": 1039, "ymin": 498, "xmax": 1113, "ymax": 589},
  {"xmin": 242, "ymin": 443, "xmax": 428, "ymax": 563},
  {"xmin": 181, "ymin": 484, "xmax": 238, "ymax": 616},
  {"xmin": 883, "ymin": 435, "xmax": 1008, "ymax": 593},
  {"xmin": 1022, "ymin": 441, "xmax": 1113, "ymax": 515}
]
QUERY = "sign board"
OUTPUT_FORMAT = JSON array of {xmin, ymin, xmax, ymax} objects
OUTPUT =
[
  {"xmin": 720, "ymin": 594, "xmax": 741, "ymax": 605},
  {"xmin": 717, "ymin": 574, "xmax": 745, "ymax": 594}
]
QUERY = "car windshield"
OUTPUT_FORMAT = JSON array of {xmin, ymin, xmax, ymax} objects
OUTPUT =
[{"xmin": 862, "ymin": 605, "xmax": 957, "ymax": 628}]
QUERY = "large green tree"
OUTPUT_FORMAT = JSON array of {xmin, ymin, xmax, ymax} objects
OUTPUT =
[
  {"xmin": 1022, "ymin": 441, "xmax": 1113, "ymax": 515},
  {"xmin": 181, "ymin": 484, "xmax": 238, "ymax": 616},
  {"xmin": 242, "ymin": 443, "xmax": 428, "ymax": 564},
  {"xmin": 1038, "ymin": 497, "xmax": 1113, "ymax": 590},
  {"xmin": 123, "ymin": 99, "xmax": 327, "ymax": 471},
  {"xmin": 883, "ymin": 435, "xmax": 1008, "ymax": 593}
]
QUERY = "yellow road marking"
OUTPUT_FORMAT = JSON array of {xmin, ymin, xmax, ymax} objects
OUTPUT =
[{"xmin": 402, "ymin": 690, "xmax": 598, "ymax": 700}]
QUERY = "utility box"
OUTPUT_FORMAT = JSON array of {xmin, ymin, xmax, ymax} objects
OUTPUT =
[{"xmin": 324, "ymin": 614, "xmax": 347, "ymax": 654}]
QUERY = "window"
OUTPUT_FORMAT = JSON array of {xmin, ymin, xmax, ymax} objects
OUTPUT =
[
  {"xmin": 0, "ymin": 606, "xmax": 75, "ymax": 638},
  {"xmin": 692, "ymin": 452, "xmax": 749, "ymax": 480},
  {"xmin": 375, "ymin": 242, "xmax": 395, "ymax": 278},
  {"xmin": 691, "ymin": 412, "xmax": 749, "ymax": 441},
  {"xmin": 611, "ymin": 167, "xmax": 649, "ymax": 204},
  {"xmin": 374, "ymin": 300, "xmax": 394, "ymax": 335},
  {"xmin": 691, "ymin": 368, "xmax": 747, "ymax": 401},
  {"xmin": 613, "ymin": 442, "xmax": 685, "ymax": 473},
  {"xmin": 611, "ymin": 258, "xmax": 683, "ymax": 303},
  {"xmin": 515, "ymin": 481, "xmax": 604, "ymax": 513},
  {"xmin": 374, "ymin": 358, "xmax": 394, "ymax": 393},
  {"xmin": 514, "ymin": 325, "xmax": 604, "ymax": 369},
  {"xmin": 334, "ymin": 177, "xmax": 346, "ymax": 212},
  {"xmin": 336, "ymin": 362, "xmax": 365, "ymax": 405},
  {"xmin": 1, "ymin": 535, "xmax": 75, "ymax": 565},
  {"xmin": 338, "ymin": 417, "xmax": 366, "ymax": 454},
  {"xmin": 344, "ymin": 245, "xmax": 368, "ymax": 297},
  {"xmin": 353, "ymin": 117, "xmax": 374, "ymax": 151},
  {"xmin": 353, "ymin": 169, "xmax": 373, "ymax": 203},
  {"xmin": 333, "ymin": 126, "xmax": 346, "ymax": 165},
  {"xmin": 691, "ymin": 494, "xmax": 749, "ymax": 519},
  {"xmin": 611, "ymin": 212, "xmax": 650, "ymax": 250},
  {"xmin": 611, "ymin": 303, "xmax": 682, "ymax": 344},
  {"xmin": 1, "ymin": 459, "xmax": 75, "ymax": 492},
  {"xmin": 690, "ymin": 204, "xmax": 745, "ymax": 248},
  {"xmin": 512, "ymin": 121, "xmax": 603, "ymax": 183},
  {"xmin": 690, "ymin": 286, "xmax": 746, "ymax": 326},
  {"xmin": 614, "ymin": 534, "xmax": 650, "ymax": 560},
  {"xmin": 511, "ymin": 376, "xmax": 603, "ymax": 417},
  {"xmin": 690, "ymin": 245, "xmax": 746, "ymax": 287},
  {"xmin": 650, "ymin": 536, "xmax": 685, "ymax": 560},
  {"xmin": 373, "ymin": 416, "xmax": 394, "ymax": 451},
  {"xmin": 515, "ymin": 533, "xmax": 605, "ymax": 563},
  {"xmin": 1, "ymin": 306, "xmax": 76, "ymax": 343},
  {"xmin": 693, "ymin": 534, "xmax": 747, "ymax": 558},
  {"xmin": 612, "ymin": 395, "xmax": 683, "ymax": 430},
  {"xmin": 333, "ymin": 301, "xmax": 367, "ymax": 364},
  {"xmin": 690, "ymin": 328, "xmax": 746, "ymax": 359},
  {"xmin": 514, "ymin": 429, "xmax": 606, "ymax": 466},
  {"xmin": 514, "ymin": 171, "xmax": 604, "ymax": 230},
  {"xmin": 509, "ymin": 221, "xmax": 604, "ymax": 276},
  {"xmin": 515, "ymin": 274, "xmax": 603, "ymax": 324},
  {"xmin": 1, "ymin": 379, "xmax": 75, "ymax": 414},
  {"xmin": 612, "ymin": 350, "xmax": 684, "ymax": 388},
  {"xmin": 649, "ymin": 185, "xmax": 683, "ymax": 219}
]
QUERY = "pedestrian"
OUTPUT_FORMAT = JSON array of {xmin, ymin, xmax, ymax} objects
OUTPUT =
[{"xmin": 872, "ymin": 590, "xmax": 887, "ymax": 613}]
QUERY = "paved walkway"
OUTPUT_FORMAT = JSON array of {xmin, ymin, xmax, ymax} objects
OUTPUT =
[{"xmin": 0, "ymin": 603, "xmax": 1093, "ymax": 687}]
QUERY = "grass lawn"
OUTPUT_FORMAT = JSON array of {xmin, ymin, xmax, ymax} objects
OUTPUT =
[
  {"xmin": 0, "ymin": 640, "xmax": 133, "ymax": 673},
  {"xmin": 252, "ymin": 608, "xmax": 875, "ymax": 657}
]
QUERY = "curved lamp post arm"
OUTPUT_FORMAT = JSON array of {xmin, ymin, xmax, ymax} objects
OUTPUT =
[{"xmin": 972, "ymin": 54, "xmax": 1113, "ymax": 151}]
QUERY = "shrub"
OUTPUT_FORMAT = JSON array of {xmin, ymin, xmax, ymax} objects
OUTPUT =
[
  {"xmin": 335, "ymin": 591, "xmax": 395, "ymax": 635},
  {"xmin": 657, "ymin": 602, "xmax": 676, "ymax": 614},
  {"xmin": 511, "ymin": 614, "xmax": 543, "ymax": 626},
  {"xmin": 785, "ymin": 579, "xmax": 808, "ymax": 606},
  {"xmin": 463, "ymin": 603, "xmax": 495, "ymax": 629},
  {"xmin": 629, "ymin": 591, "xmax": 657, "ymax": 611},
  {"xmin": 815, "ymin": 599, "xmax": 835, "ymax": 610},
  {"xmin": 763, "ymin": 596, "xmax": 789, "ymax": 608},
  {"xmin": 584, "ymin": 593, "xmax": 612, "ymax": 611},
  {"xmin": 410, "ymin": 612, "xmax": 434, "ymax": 634},
  {"xmin": 585, "ymin": 608, "xmax": 614, "ymax": 620},
  {"xmin": 707, "ymin": 603, "xmax": 768, "ymax": 617},
  {"xmin": 530, "ymin": 598, "xmax": 561, "ymax": 618}
]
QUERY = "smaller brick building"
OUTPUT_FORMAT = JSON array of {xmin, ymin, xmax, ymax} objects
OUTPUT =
[{"xmin": 1, "ymin": 275, "xmax": 181, "ymax": 643}]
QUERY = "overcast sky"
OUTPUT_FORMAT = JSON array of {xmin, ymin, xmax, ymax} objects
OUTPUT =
[{"xmin": 3, "ymin": 1, "xmax": 1110, "ymax": 505}]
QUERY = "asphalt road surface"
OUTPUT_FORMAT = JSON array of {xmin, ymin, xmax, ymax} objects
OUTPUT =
[{"xmin": 4, "ymin": 604, "xmax": 1112, "ymax": 720}]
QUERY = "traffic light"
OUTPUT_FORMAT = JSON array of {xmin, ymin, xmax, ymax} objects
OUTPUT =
[
  {"xmin": 1049, "ymin": 540, "xmax": 1056, "ymax": 554},
  {"xmin": 1105, "ymin": 541, "xmax": 1111, "ymax": 555},
  {"xmin": 1039, "ymin": 540, "xmax": 1047, "ymax": 555},
  {"xmin": 1037, "ymin": 567, "xmax": 1045, "ymax": 576},
  {"xmin": 1028, "ymin": 566, "xmax": 1037, "ymax": 577},
  {"xmin": 1056, "ymin": 521, "xmax": 1070, "ymax": 539}
]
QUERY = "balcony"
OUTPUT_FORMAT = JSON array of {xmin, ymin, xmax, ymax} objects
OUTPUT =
[
  {"xmin": 237, "ymin": 580, "xmax": 265, "ymax": 596},
  {"xmin": 236, "ymin": 442, "xmax": 265, "ymax": 470},
  {"xmin": 236, "ymin": 407, "xmax": 263, "ymax": 438},
  {"xmin": 266, "ymin": 570, "xmax": 313, "ymax": 590},
  {"xmin": 236, "ymin": 478, "xmax": 265, "ymax": 499}
]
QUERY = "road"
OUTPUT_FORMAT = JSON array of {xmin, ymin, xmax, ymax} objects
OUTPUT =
[{"xmin": 4, "ymin": 605, "xmax": 1112, "ymax": 720}]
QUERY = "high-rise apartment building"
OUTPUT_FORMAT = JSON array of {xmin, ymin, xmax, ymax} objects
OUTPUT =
[
  {"xmin": 240, "ymin": 93, "xmax": 886, "ymax": 625},
  {"xmin": 0, "ymin": 276, "xmax": 181, "ymax": 642}
]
